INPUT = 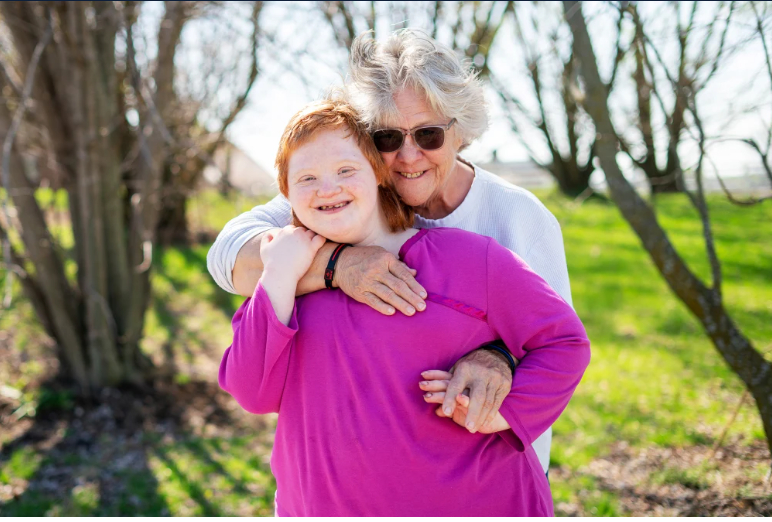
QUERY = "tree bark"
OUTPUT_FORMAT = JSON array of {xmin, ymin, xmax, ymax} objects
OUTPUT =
[
  {"xmin": 564, "ymin": 0, "xmax": 772, "ymax": 456},
  {"xmin": 2, "ymin": 1, "xmax": 263, "ymax": 394}
]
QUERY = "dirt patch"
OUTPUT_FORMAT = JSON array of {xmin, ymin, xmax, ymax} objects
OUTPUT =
[
  {"xmin": 0, "ymin": 379, "xmax": 273, "ymax": 514},
  {"xmin": 553, "ymin": 440, "xmax": 772, "ymax": 516}
]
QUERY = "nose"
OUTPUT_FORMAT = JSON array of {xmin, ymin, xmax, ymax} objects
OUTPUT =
[
  {"xmin": 396, "ymin": 134, "xmax": 423, "ymax": 163},
  {"xmin": 316, "ymin": 177, "xmax": 342, "ymax": 198}
]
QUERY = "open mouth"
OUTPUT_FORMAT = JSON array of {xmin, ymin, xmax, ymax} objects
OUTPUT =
[
  {"xmin": 398, "ymin": 170, "xmax": 428, "ymax": 179},
  {"xmin": 316, "ymin": 201, "xmax": 351, "ymax": 212}
]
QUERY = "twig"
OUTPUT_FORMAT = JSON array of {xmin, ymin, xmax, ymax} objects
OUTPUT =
[
  {"xmin": 706, "ymin": 152, "xmax": 772, "ymax": 206},
  {"xmin": 689, "ymin": 101, "xmax": 723, "ymax": 296},
  {"xmin": 1, "ymin": 10, "xmax": 53, "ymax": 308},
  {"xmin": 709, "ymin": 389, "xmax": 749, "ymax": 460}
]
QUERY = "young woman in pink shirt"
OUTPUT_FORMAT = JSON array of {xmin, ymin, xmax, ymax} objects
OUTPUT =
[{"xmin": 218, "ymin": 99, "xmax": 590, "ymax": 516}]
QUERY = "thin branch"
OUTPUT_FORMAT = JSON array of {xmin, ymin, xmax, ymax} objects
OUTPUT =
[
  {"xmin": 728, "ymin": 137, "xmax": 772, "ymax": 186},
  {"xmin": 490, "ymin": 74, "xmax": 553, "ymax": 171},
  {"xmin": 696, "ymin": 1, "xmax": 735, "ymax": 92},
  {"xmin": 1, "ymin": 9, "xmax": 53, "ymax": 308},
  {"xmin": 512, "ymin": 6, "xmax": 561, "ymax": 161},
  {"xmin": 688, "ymin": 101, "xmax": 723, "ymax": 296},
  {"xmin": 606, "ymin": 3, "xmax": 627, "ymax": 96},
  {"xmin": 751, "ymin": 1, "xmax": 772, "ymax": 97},
  {"xmin": 208, "ymin": 1, "xmax": 263, "ymax": 155},
  {"xmin": 0, "ymin": 54, "xmax": 23, "ymax": 100},
  {"xmin": 709, "ymin": 154, "xmax": 772, "ymax": 206}
]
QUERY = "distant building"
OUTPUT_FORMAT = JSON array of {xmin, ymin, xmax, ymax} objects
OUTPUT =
[
  {"xmin": 474, "ymin": 158, "xmax": 556, "ymax": 189},
  {"xmin": 202, "ymin": 143, "xmax": 277, "ymax": 196}
]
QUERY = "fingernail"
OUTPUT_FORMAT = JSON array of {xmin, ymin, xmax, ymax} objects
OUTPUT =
[
  {"xmin": 420, "ymin": 290, "xmax": 427, "ymax": 298},
  {"xmin": 466, "ymin": 421, "xmax": 475, "ymax": 431},
  {"xmin": 406, "ymin": 306, "xmax": 415, "ymax": 315},
  {"xmin": 387, "ymin": 307, "xmax": 395, "ymax": 314},
  {"xmin": 424, "ymin": 392, "xmax": 432, "ymax": 398},
  {"xmin": 416, "ymin": 302, "xmax": 426, "ymax": 311},
  {"xmin": 421, "ymin": 371, "xmax": 428, "ymax": 377},
  {"xmin": 419, "ymin": 381, "xmax": 428, "ymax": 387},
  {"xmin": 444, "ymin": 407, "xmax": 452, "ymax": 416}
]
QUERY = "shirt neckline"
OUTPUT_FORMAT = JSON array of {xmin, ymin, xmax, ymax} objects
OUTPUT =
[
  {"xmin": 398, "ymin": 228, "xmax": 429, "ymax": 261},
  {"xmin": 415, "ymin": 158, "xmax": 482, "ymax": 227}
]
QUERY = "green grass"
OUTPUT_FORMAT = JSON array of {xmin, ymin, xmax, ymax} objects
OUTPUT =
[
  {"xmin": 0, "ymin": 435, "xmax": 276, "ymax": 516},
  {"xmin": 1, "ymin": 188, "xmax": 770, "ymax": 515},
  {"xmin": 540, "ymin": 191, "xmax": 771, "ymax": 514}
]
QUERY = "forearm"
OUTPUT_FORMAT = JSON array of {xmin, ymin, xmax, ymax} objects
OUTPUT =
[
  {"xmin": 219, "ymin": 285, "xmax": 297, "ymax": 414},
  {"xmin": 232, "ymin": 233, "xmax": 268, "ymax": 297},
  {"xmin": 232, "ymin": 232, "xmax": 338, "ymax": 298}
]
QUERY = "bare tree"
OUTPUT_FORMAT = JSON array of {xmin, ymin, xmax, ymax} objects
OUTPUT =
[
  {"xmin": 154, "ymin": 2, "xmax": 263, "ymax": 245},
  {"xmin": 0, "ymin": 1, "xmax": 263, "ymax": 393},
  {"xmin": 564, "ymin": 0, "xmax": 772, "ymax": 456},
  {"xmin": 317, "ymin": 1, "xmax": 510, "ymax": 77},
  {"xmin": 492, "ymin": 2, "xmax": 616, "ymax": 197},
  {"xmin": 620, "ymin": 2, "xmax": 736, "ymax": 193}
]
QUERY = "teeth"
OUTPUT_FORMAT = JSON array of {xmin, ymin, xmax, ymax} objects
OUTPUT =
[
  {"xmin": 319, "ymin": 202, "xmax": 349, "ymax": 210},
  {"xmin": 400, "ymin": 171, "xmax": 424, "ymax": 179}
]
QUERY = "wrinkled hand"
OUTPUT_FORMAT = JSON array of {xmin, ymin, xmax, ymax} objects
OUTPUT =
[
  {"xmin": 420, "ymin": 348, "xmax": 514, "ymax": 433},
  {"xmin": 420, "ymin": 371, "xmax": 511, "ymax": 434},
  {"xmin": 261, "ymin": 226, "xmax": 327, "ymax": 283},
  {"xmin": 334, "ymin": 245, "xmax": 427, "ymax": 316}
]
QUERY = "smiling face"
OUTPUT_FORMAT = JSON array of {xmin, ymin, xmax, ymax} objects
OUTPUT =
[
  {"xmin": 287, "ymin": 127, "xmax": 386, "ymax": 245},
  {"xmin": 377, "ymin": 87, "xmax": 463, "ymax": 209}
]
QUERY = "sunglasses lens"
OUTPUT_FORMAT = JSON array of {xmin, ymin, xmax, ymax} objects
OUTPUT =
[
  {"xmin": 414, "ymin": 127, "xmax": 445, "ymax": 150},
  {"xmin": 372, "ymin": 130, "xmax": 404, "ymax": 153}
]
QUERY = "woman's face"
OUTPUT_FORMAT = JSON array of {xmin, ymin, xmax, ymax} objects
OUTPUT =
[
  {"xmin": 287, "ymin": 127, "xmax": 383, "ymax": 245},
  {"xmin": 377, "ymin": 87, "xmax": 462, "ymax": 208}
]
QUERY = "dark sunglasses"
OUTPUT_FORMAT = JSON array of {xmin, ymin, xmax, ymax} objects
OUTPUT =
[{"xmin": 371, "ymin": 118, "xmax": 457, "ymax": 153}]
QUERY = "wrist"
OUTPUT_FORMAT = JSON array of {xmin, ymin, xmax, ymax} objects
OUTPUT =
[
  {"xmin": 329, "ymin": 244, "xmax": 352, "ymax": 289},
  {"xmin": 261, "ymin": 266, "xmax": 300, "ymax": 288},
  {"xmin": 478, "ymin": 343, "xmax": 516, "ymax": 375}
]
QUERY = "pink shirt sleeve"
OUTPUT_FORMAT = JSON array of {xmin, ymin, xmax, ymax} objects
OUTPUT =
[
  {"xmin": 484, "ymin": 239, "xmax": 591, "ymax": 451},
  {"xmin": 218, "ymin": 282, "xmax": 298, "ymax": 414}
]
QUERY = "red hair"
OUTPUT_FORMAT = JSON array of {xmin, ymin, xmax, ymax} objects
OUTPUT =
[{"xmin": 275, "ymin": 99, "xmax": 414, "ymax": 232}]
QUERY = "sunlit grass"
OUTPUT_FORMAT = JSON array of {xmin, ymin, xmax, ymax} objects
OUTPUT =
[{"xmin": 540, "ymin": 191, "xmax": 771, "ymax": 514}]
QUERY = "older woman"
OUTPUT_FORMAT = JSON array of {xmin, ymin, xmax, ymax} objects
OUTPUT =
[
  {"xmin": 219, "ymin": 98, "xmax": 589, "ymax": 516},
  {"xmin": 207, "ymin": 30, "xmax": 573, "ymax": 474}
]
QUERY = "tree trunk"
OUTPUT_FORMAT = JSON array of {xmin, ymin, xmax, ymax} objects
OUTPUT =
[
  {"xmin": 565, "ymin": 0, "xmax": 772, "ymax": 456},
  {"xmin": 549, "ymin": 153, "xmax": 595, "ymax": 198},
  {"xmin": 156, "ymin": 190, "xmax": 190, "ymax": 246},
  {"xmin": 0, "ymin": 1, "xmax": 179, "ymax": 393},
  {"xmin": 2, "ymin": 1, "xmax": 261, "ymax": 395}
]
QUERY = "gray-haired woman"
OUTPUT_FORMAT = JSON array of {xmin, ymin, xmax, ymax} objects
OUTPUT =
[{"xmin": 207, "ymin": 29, "xmax": 573, "ymax": 475}]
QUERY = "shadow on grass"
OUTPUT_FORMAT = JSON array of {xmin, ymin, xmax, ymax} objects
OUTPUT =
[{"xmin": 0, "ymin": 379, "xmax": 263, "ymax": 516}]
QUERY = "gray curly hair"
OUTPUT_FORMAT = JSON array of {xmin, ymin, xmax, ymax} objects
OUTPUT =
[{"xmin": 347, "ymin": 29, "xmax": 488, "ymax": 149}]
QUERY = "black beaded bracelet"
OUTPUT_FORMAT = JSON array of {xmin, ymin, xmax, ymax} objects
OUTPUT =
[
  {"xmin": 479, "ymin": 343, "xmax": 516, "ymax": 376},
  {"xmin": 324, "ymin": 243, "xmax": 352, "ymax": 290}
]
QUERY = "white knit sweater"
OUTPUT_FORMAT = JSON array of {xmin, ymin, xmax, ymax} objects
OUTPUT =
[{"xmin": 206, "ymin": 163, "xmax": 574, "ymax": 473}]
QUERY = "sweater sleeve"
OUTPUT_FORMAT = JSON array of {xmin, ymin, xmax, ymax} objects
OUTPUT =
[
  {"xmin": 206, "ymin": 195, "xmax": 293, "ymax": 294},
  {"xmin": 520, "ymin": 215, "xmax": 573, "ymax": 308},
  {"xmin": 484, "ymin": 239, "xmax": 591, "ymax": 452},
  {"xmin": 218, "ymin": 281, "xmax": 298, "ymax": 414}
]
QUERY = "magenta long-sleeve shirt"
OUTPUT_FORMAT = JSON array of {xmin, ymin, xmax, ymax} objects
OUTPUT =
[{"xmin": 219, "ymin": 228, "xmax": 590, "ymax": 516}]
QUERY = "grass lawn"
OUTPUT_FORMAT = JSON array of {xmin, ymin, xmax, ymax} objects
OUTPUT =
[{"xmin": 0, "ymin": 188, "xmax": 770, "ymax": 515}]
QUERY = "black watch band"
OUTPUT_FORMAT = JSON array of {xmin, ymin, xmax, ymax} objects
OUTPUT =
[
  {"xmin": 479, "ymin": 342, "xmax": 516, "ymax": 375},
  {"xmin": 324, "ymin": 243, "xmax": 352, "ymax": 290}
]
